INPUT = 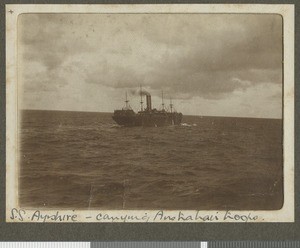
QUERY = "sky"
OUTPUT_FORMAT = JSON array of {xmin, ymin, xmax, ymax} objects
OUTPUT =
[{"xmin": 18, "ymin": 13, "xmax": 283, "ymax": 118}]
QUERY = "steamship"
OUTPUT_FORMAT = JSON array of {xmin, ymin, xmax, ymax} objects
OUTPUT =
[{"xmin": 112, "ymin": 89, "xmax": 183, "ymax": 127}]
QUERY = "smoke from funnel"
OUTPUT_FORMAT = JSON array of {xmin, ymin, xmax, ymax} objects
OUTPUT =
[
  {"xmin": 139, "ymin": 89, "xmax": 150, "ymax": 96},
  {"xmin": 130, "ymin": 89, "xmax": 151, "ymax": 96}
]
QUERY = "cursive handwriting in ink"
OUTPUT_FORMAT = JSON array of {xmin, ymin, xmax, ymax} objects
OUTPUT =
[
  {"xmin": 31, "ymin": 210, "xmax": 78, "ymax": 222},
  {"xmin": 223, "ymin": 210, "xmax": 258, "ymax": 222},
  {"xmin": 10, "ymin": 208, "xmax": 26, "ymax": 221}
]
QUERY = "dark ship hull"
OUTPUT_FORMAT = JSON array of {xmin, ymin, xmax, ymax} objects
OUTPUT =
[
  {"xmin": 112, "ymin": 91, "xmax": 183, "ymax": 127},
  {"xmin": 112, "ymin": 110, "xmax": 183, "ymax": 127}
]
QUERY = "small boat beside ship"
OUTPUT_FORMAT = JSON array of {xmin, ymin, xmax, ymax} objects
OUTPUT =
[{"xmin": 112, "ymin": 88, "xmax": 183, "ymax": 127}]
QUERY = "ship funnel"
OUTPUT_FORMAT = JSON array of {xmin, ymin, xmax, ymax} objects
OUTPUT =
[{"xmin": 146, "ymin": 95, "xmax": 152, "ymax": 111}]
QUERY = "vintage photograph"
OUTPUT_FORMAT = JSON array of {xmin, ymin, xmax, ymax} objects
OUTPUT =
[{"xmin": 6, "ymin": 4, "xmax": 294, "ymax": 222}]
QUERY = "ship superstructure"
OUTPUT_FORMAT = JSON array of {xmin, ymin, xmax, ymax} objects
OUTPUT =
[{"xmin": 112, "ymin": 89, "xmax": 182, "ymax": 127}]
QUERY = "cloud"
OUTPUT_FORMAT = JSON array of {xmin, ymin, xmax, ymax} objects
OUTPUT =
[
  {"xmin": 19, "ymin": 14, "xmax": 94, "ymax": 72},
  {"xmin": 139, "ymin": 15, "xmax": 282, "ymax": 99},
  {"xmin": 81, "ymin": 14, "xmax": 282, "ymax": 100},
  {"xmin": 18, "ymin": 13, "xmax": 283, "ymax": 118}
]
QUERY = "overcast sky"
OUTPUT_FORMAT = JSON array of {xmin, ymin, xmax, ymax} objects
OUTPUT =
[{"xmin": 18, "ymin": 13, "xmax": 282, "ymax": 118}]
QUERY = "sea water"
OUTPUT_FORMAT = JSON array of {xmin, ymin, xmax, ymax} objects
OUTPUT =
[{"xmin": 19, "ymin": 110, "xmax": 283, "ymax": 210}]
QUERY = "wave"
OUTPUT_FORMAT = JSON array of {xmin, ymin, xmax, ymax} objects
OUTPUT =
[{"xmin": 181, "ymin": 123, "xmax": 197, "ymax": 127}]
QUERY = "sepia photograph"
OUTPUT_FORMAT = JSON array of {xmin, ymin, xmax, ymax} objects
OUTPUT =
[{"xmin": 6, "ymin": 4, "xmax": 294, "ymax": 222}]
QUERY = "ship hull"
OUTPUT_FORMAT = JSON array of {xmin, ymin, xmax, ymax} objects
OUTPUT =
[
  {"xmin": 112, "ymin": 112, "xmax": 182, "ymax": 127},
  {"xmin": 112, "ymin": 115, "xmax": 137, "ymax": 127}
]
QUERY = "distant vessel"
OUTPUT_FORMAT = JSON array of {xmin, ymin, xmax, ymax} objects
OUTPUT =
[{"xmin": 112, "ymin": 88, "xmax": 183, "ymax": 127}]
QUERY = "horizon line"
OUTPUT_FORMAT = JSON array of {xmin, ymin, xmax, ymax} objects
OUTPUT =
[{"xmin": 20, "ymin": 108, "xmax": 282, "ymax": 120}]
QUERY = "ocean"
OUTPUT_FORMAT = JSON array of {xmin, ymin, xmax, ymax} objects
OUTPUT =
[{"xmin": 19, "ymin": 110, "xmax": 283, "ymax": 210}]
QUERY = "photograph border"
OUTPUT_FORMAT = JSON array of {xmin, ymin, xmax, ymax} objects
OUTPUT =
[
  {"xmin": 5, "ymin": 4, "xmax": 295, "ymax": 223},
  {"xmin": 0, "ymin": 0, "xmax": 299, "ymax": 241},
  {"xmin": 6, "ymin": 2, "xmax": 294, "ymax": 222}
]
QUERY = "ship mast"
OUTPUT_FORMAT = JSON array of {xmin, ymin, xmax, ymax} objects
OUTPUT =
[
  {"xmin": 170, "ymin": 97, "xmax": 173, "ymax": 113},
  {"xmin": 161, "ymin": 90, "xmax": 165, "ymax": 110},
  {"xmin": 140, "ymin": 85, "xmax": 144, "ymax": 111},
  {"xmin": 125, "ymin": 91, "xmax": 129, "ymax": 109}
]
